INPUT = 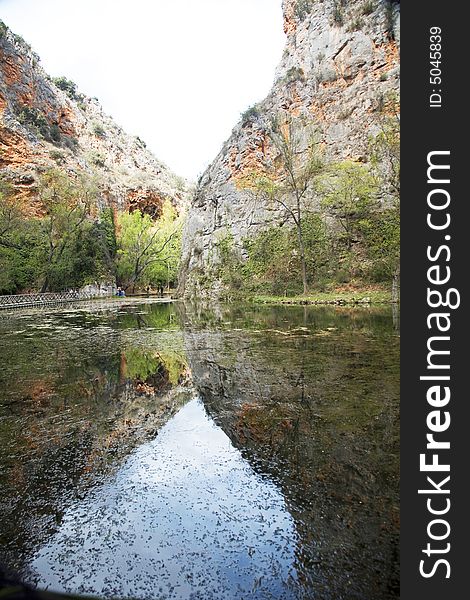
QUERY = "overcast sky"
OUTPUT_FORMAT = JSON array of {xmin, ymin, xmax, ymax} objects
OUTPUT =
[{"xmin": 0, "ymin": 0, "xmax": 285, "ymax": 180}]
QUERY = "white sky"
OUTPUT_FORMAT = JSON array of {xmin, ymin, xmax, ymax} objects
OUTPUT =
[{"xmin": 0, "ymin": 0, "xmax": 285, "ymax": 180}]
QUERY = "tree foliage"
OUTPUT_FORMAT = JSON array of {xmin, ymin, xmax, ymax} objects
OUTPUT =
[
  {"xmin": 241, "ymin": 113, "xmax": 324, "ymax": 294},
  {"xmin": 0, "ymin": 169, "xmax": 184, "ymax": 295},
  {"xmin": 370, "ymin": 93, "xmax": 400, "ymax": 201},
  {"xmin": 1, "ymin": 171, "xmax": 117, "ymax": 294},
  {"xmin": 241, "ymin": 214, "xmax": 330, "ymax": 295},
  {"xmin": 0, "ymin": 181, "xmax": 40, "ymax": 293},
  {"xmin": 318, "ymin": 161, "xmax": 378, "ymax": 249},
  {"xmin": 36, "ymin": 170, "xmax": 99, "ymax": 291},
  {"xmin": 0, "ymin": 179, "xmax": 23, "ymax": 249},
  {"xmin": 116, "ymin": 201, "xmax": 182, "ymax": 291}
]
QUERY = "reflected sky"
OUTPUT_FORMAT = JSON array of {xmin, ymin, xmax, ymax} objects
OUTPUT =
[
  {"xmin": 1, "ymin": 299, "xmax": 399, "ymax": 599},
  {"xmin": 29, "ymin": 399, "xmax": 299, "ymax": 600}
]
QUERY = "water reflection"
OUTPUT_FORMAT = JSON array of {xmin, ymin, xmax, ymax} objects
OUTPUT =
[
  {"xmin": 182, "ymin": 303, "xmax": 400, "ymax": 599},
  {"xmin": 0, "ymin": 301, "xmax": 190, "ymax": 579},
  {"xmin": 30, "ymin": 399, "xmax": 298, "ymax": 599},
  {"xmin": 0, "ymin": 300, "xmax": 399, "ymax": 599}
]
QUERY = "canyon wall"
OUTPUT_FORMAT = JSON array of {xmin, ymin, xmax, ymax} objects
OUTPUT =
[
  {"xmin": 0, "ymin": 21, "xmax": 190, "ymax": 217},
  {"xmin": 180, "ymin": 0, "xmax": 400, "ymax": 297}
]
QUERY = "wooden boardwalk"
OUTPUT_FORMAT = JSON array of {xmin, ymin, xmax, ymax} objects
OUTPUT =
[{"xmin": 0, "ymin": 291, "xmax": 95, "ymax": 310}]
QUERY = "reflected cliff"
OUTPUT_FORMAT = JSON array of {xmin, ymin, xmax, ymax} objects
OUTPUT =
[
  {"xmin": 181, "ymin": 303, "xmax": 400, "ymax": 599},
  {"xmin": 1, "ymin": 300, "xmax": 399, "ymax": 599},
  {"xmin": 0, "ymin": 301, "xmax": 192, "ymax": 578}
]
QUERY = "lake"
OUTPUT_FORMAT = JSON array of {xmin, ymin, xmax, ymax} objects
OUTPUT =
[{"xmin": 0, "ymin": 299, "xmax": 399, "ymax": 599}]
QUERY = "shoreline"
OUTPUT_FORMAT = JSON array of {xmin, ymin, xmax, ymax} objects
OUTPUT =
[{"xmin": 250, "ymin": 290, "xmax": 395, "ymax": 306}]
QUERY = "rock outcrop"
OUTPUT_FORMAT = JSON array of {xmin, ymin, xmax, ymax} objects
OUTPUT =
[
  {"xmin": 0, "ymin": 21, "xmax": 190, "ymax": 217},
  {"xmin": 180, "ymin": 0, "xmax": 400, "ymax": 297}
]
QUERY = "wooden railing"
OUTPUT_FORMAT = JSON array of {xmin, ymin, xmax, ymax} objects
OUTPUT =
[{"xmin": 0, "ymin": 291, "xmax": 95, "ymax": 310}]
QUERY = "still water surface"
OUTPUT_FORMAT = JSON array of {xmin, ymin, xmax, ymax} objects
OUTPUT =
[{"xmin": 0, "ymin": 299, "xmax": 399, "ymax": 599}]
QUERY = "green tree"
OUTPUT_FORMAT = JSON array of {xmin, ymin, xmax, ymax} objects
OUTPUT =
[
  {"xmin": 214, "ymin": 231, "xmax": 245, "ymax": 293},
  {"xmin": 242, "ymin": 214, "xmax": 330, "ymax": 296},
  {"xmin": 0, "ymin": 179, "xmax": 22, "ymax": 250},
  {"xmin": 0, "ymin": 178, "xmax": 43, "ymax": 293},
  {"xmin": 96, "ymin": 206, "xmax": 118, "ymax": 270},
  {"xmin": 357, "ymin": 208, "xmax": 399, "ymax": 283},
  {"xmin": 242, "ymin": 113, "xmax": 324, "ymax": 294},
  {"xmin": 243, "ymin": 226, "xmax": 299, "ymax": 295},
  {"xmin": 369, "ymin": 95, "xmax": 400, "ymax": 300},
  {"xmin": 43, "ymin": 219, "xmax": 112, "ymax": 290},
  {"xmin": 370, "ymin": 94, "xmax": 400, "ymax": 201},
  {"xmin": 36, "ymin": 169, "xmax": 98, "ymax": 291},
  {"xmin": 116, "ymin": 201, "xmax": 182, "ymax": 291},
  {"xmin": 302, "ymin": 213, "xmax": 331, "ymax": 286},
  {"xmin": 318, "ymin": 161, "xmax": 378, "ymax": 250},
  {"xmin": 146, "ymin": 202, "xmax": 182, "ymax": 290}
]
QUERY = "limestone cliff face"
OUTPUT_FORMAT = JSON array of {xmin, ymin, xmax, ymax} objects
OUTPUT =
[
  {"xmin": 0, "ymin": 22, "xmax": 190, "ymax": 217},
  {"xmin": 180, "ymin": 0, "xmax": 400, "ymax": 297}
]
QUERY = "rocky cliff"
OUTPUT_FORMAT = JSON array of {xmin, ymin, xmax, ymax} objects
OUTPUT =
[
  {"xmin": 0, "ymin": 21, "xmax": 190, "ymax": 217},
  {"xmin": 180, "ymin": 0, "xmax": 400, "ymax": 297}
]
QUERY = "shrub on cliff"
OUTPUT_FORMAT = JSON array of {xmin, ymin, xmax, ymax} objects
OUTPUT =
[
  {"xmin": 285, "ymin": 67, "xmax": 305, "ymax": 84},
  {"xmin": 15, "ymin": 104, "xmax": 69, "ymax": 146},
  {"xmin": 241, "ymin": 104, "xmax": 261, "ymax": 125},
  {"xmin": 332, "ymin": 1, "xmax": 345, "ymax": 26},
  {"xmin": 51, "ymin": 76, "xmax": 83, "ymax": 101},
  {"xmin": 87, "ymin": 151, "xmax": 107, "ymax": 168},
  {"xmin": 295, "ymin": 0, "xmax": 314, "ymax": 21},
  {"xmin": 361, "ymin": 1, "xmax": 376, "ymax": 16},
  {"xmin": 92, "ymin": 122, "xmax": 106, "ymax": 138},
  {"xmin": 17, "ymin": 105, "xmax": 49, "ymax": 138},
  {"xmin": 0, "ymin": 20, "xmax": 8, "ymax": 38}
]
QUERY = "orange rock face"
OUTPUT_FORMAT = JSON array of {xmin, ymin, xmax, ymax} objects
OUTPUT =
[
  {"xmin": 126, "ymin": 188, "xmax": 168, "ymax": 219},
  {"xmin": 0, "ymin": 47, "xmax": 24, "ymax": 88},
  {"xmin": 0, "ymin": 126, "xmax": 35, "ymax": 167},
  {"xmin": 283, "ymin": 0, "xmax": 298, "ymax": 36},
  {"xmin": 0, "ymin": 90, "xmax": 7, "ymax": 116},
  {"xmin": 0, "ymin": 23, "xmax": 189, "ymax": 220},
  {"xmin": 228, "ymin": 129, "xmax": 274, "ymax": 184}
]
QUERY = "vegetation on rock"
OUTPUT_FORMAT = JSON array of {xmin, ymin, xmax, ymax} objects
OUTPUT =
[
  {"xmin": 295, "ymin": 0, "xmax": 315, "ymax": 22},
  {"xmin": 197, "ymin": 110, "xmax": 399, "ymax": 301},
  {"xmin": 0, "ymin": 170, "xmax": 183, "ymax": 295},
  {"xmin": 240, "ymin": 114, "xmax": 324, "ymax": 295},
  {"xmin": 51, "ymin": 76, "xmax": 83, "ymax": 102},
  {"xmin": 116, "ymin": 201, "xmax": 182, "ymax": 292},
  {"xmin": 240, "ymin": 104, "xmax": 261, "ymax": 125}
]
